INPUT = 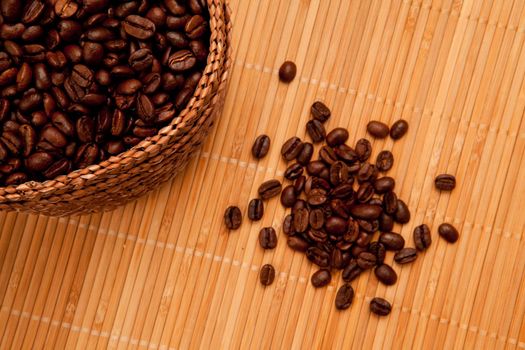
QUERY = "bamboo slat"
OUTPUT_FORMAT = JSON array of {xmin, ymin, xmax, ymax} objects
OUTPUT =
[{"xmin": 1, "ymin": 0, "xmax": 525, "ymax": 349}]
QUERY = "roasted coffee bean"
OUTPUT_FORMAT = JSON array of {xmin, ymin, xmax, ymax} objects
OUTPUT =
[
  {"xmin": 280, "ymin": 185, "xmax": 297, "ymax": 207},
  {"xmin": 224, "ymin": 206, "xmax": 242, "ymax": 230},
  {"xmin": 326, "ymin": 128, "xmax": 349, "ymax": 147},
  {"xmin": 260, "ymin": 264, "xmax": 275, "ymax": 286},
  {"xmin": 248, "ymin": 198, "xmax": 264, "ymax": 221},
  {"xmin": 305, "ymin": 177, "xmax": 331, "ymax": 194},
  {"xmin": 25, "ymin": 151, "xmax": 54, "ymax": 172},
  {"xmin": 357, "ymin": 251, "xmax": 377, "ymax": 269},
  {"xmin": 325, "ymin": 216, "xmax": 348, "ymax": 236},
  {"xmin": 308, "ymin": 208, "xmax": 324, "ymax": 230},
  {"xmin": 311, "ymin": 101, "xmax": 331, "ymax": 123},
  {"xmin": 19, "ymin": 124, "xmax": 36, "ymax": 157},
  {"xmin": 185, "ymin": 15, "xmax": 207, "ymax": 39},
  {"xmin": 283, "ymin": 214, "xmax": 295, "ymax": 236},
  {"xmin": 307, "ymin": 188, "xmax": 328, "ymax": 206},
  {"xmin": 307, "ymin": 247, "xmax": 331, "ymax": 268},
  {"xmin": 334, "ymin": 144, "xmax": 358, "ymax": 164},
  {"xmin": 357, "ymin": 162, "xmax": 377, "ymax": 183},
  {"xmin": 284, "ymin": 163, "xmax": 303, "ymax": 180},
  {"xmin": 435, "ymin": 174, "xmax": 456, "ymax": 191},
  {"xmin": 292, "ymin": 199, "xmax": 307, "ymax": 214},
  {"xmin": 438, "ymin": 223, "xmax": 459, "ymax": 243},
  {"xmin": 330, "ymin": 199, "xmax": 349, "ymax": 219},
  {"xmin": 342, "ymin": 260, "xmax": 362, "ymax": 282},
  {"xmin": 1, "ymin": 0, "xmax": 22, "ymax": 23},
  {"xmin": 311, "ymin": 269, "xmax": 331, "ymax": 287},
  {"xmin": 378, "ymin": 213, "xmax": 394, "ymax": 232},
  {"xmin": 293, "ymin": 175, "xmax": 306, "ymax": 194},
  {"xmin": 41, "ymin": 125, "xmax": 67, "ymax": 148},
  {"xmin": 5, "ymin": 172, "xmax": 28, "ymax": 185},
  {"xmin": 376, "ymin": 150, "xmax": 394, "ymax": 172},
  {"xmin": 356, "ymin": 183, "xmax": 374, "ymax": 203},
  {"xmin": 331, "ymin": 183, "xmax": 354, "ymax": 199},
  {"xmin": 335, "ymin": 284, "xmax": 354, "ymax": 310},
  {"xmin": 296, "ymin": 142, "xmax": 313, "ymax": 165},
  {"xmin": 122, "ymin": 15, "xmax": 155, "ymax": 39},
  {"xmin": 394, "ymin": 199, "xmax": 411, "ymax": 224},
  {"xmin": 374, "ymin": 176, "xmax": 395, "ymax": 194},
  {"xmin": 368, "ymin": 242, "xmax": 386, "ymax": 265},
  {"xmin": 367, "ymin": 120, "xmax": 389, "ymax": 138},
  {"xmin": 281, "ymin": 136, "xmax": 304, "ymax": 161},
  {"xmin": 383, "ymin": 191, "xmax": 398, "ymax": 215},
  {"xmin": 306, "ymin": 160, "xmax": 326, "ymax": 176},
  {"xmin": 287, "ymin": 236, "xmax": 308, "ymax": 252},
  {"xmin": 413, "ymin": 224, "xmax": 432, "ymax": 251},
  {"xmin": 258, "ymin": 179, "xmax": 283, "ymax": 200},
  {"xmin": 329, "ymin": 161, "xmax": 348, "ymax": 186},
  {"xmin": 394, "ymin": 247, "xmax": 418, "ymax": 264},
  {"xmin": 375, "ymin": 264, "xmax": 397, "ymax": 285},
  {"xmin": 390, "ymin": 119, "xmax": 408, "ymax": 139},
  {"xmin": 379, "ymin": 232, "xmax": 405, "ymax": 251},
  {"xmin": 306, "ymin": 119, "xmax": 326, "ymax": 143},
  {"xmin": 349, "ymin": 204, "xmax": 382, "ymax": 220},
  {"xmin": 293, "ymin": 207, "xmax": 309, "ymax": 233},
  {"xmin": 279, "ymin": 61, "xmax": 296, "ymax": 83},
  {"xmin": 252, "ymin": 134, "xmax": 270, "ymax": 159},
  {"xmin": 370, "ymin": 297, "xmax": 391, "ymax": 316},
  {"xmin": 355, "ymin": 138, "xmax": 372, "ymax": 161},
  {"xmin": 43, "ymin": 158, "xmax": 71, "ymax": 179},
  {"xmin": 259, "ymin": 227, "xmax": 277, "ymax": 249},
  {"xmin": 344, "ymin": 219, "xmax": 360, "ymax": 243}
]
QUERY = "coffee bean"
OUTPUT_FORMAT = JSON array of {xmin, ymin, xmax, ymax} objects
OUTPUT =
[
  {"xmin": 375, "ymin": 264, "xmax": 397, "ymax": 285},
  {"xmin": 349, "ymin": 204, "xmax": 382, "ymax": 220},
  {"xmin": 394, "ymin": 199, "xmax": 410, "ymax": 224},
  {"xmin": 390, "ymin": 119, "xmax": 408, "ymax": 139},
  {"xmin": 252, "ymin": 134, "xmax": 270, "ymax": 159},
  {"xmin": 287, "ymin": 236, "xmax": 308, "ymax": 251},
  {"xmin": 374, "ymin": 176, "xmax": 395, "ymax": 194},
  {"xmin": 379, "ymin": 232, "xmax": 405, "ymax": 251},
  {"xmin": 325, "ymin": 216, "xmax": 348, "ymax": 236},
  {"xmin": 326, "ymin": 128, "xmax": 349, "ymax": 147},
  {"xmin": 307, "ymin": 247, "xmax": 331, "ymax": 267},
  {"xmin": 309, "ymin": 208, "xmax": 324, "ymax": 230},
  {"xmin": 438, "ymin": 223, "xmax": 459, "ymax": 243},
  {"xmin": 1, "ymin": 0, "xmax": 22, "ymax": 23},
  {"xmin": 296, "ymin": 142, "xmax": 313, "ymax": 165},
  {"xmin": 279, "ymin": 61, "xmax": 296, "ymax": 83},
  {"xmin": 311, "ymin": 269, "xmax": 331, "ymax": 287},
  {"xmin": 283, "ymin": 214, "xmax": 295, "ymax": 236},
  {"xmin": 258, "ymin": 179, "xmax": 282, "ymax": 200},
  {"xmin": 370, "ymin": 297, "xmax": 391, "ymax": 316},
  {"xmin": 383, "ymin": 191, "xmax": 398, "ymax": 215},
  {"xmin": 280, "ymin": 185, "xmax": 297, "ymax": 207},
  {"xmin": 259, "ymin": 227, "xmax": 277, "ymax": 249},
  {"xmin": 185, "ymin": 15, "xmax": 207, "ymax": 39},
  {"xmin": 356, "ymin": 182, "xmax": 374, "ymax": 203},
  {"xmin": 357, "ymin": 162, "xmax": 377, "ymax": 183},
  {"xmin": 311, "ymin": 101, "xmax": 331, "ymax": 123},
  {"xmin": 355, "ymin": 138, "xmax": 372, "ymax": 161},
  {"xmin": 394, "ymin": 248, "xmax": 418, "ymax": 264},
  {"xmin": 306, "ymin": 160, "xmax": 326, "ymax": 176},
  {"xmin": 335, "ymin": 284, "xmax": 354, "ymax": 310},
  {"xmin": 329, "ymin": 161, "xmax": 348, "ymax": 186},
  {"xmin": 43, "ymin": 158, "xmax": 71, "ymax": 179},
  {"xmin": 224, "ymin": 206, "xmax": 242, "ymax": 230},
  {"xmin": 378, "ymin": 213, "xmax": 394, "ymax": 232},
  {"xmin": 413, "ymin": 224, "xmax": 431, "ymax": 251},
  {"xmin": 342, "ymin": 260, "xmax": 362, "ymax": 282},
  {"xmin": 357, "ymin": 251, "xmax": 377, "ymax": 269},
  {"xmin": 281, "ymin": 136, "xmax": 304, "ymax": 161},
  {"xmin": 307, "ymin": 188, "xmax": 328, "ymax": 206},
  {"xmin": 248, "ymin": 198, "xmax": 264, "ymax": 221},
  {"xmin": 435, "ymin": 174, "xmax": 456, "ymax": 191},
  {"xmin": 334, "ymin": 144, "xmax": 358, "ymax": 164},
  {"xmin": 368, "ymin": 241, "xmax": 386, "ymax": 265},
  {"xmin": 293, "ymin": 175, "xmax": 306, "ymax": 194},
  {"xmin": 367, "ymin": 121, "xmax": 389, "ymax": 138},
  {"xmin": 284, "ymin": 163, "xmax": 303, "ymax": 180},
  {"xmin": 293, "ymin": 207, "xmax": 309, "ymax": 233},
  {"xmin": 306, "ymin": 119, "xmax": 326, "ymax": 143},
  {"xmin": 122, "ymin": 15, "xmax": 155, "ymax": 39},
  {"xmin": 376, "ymin": 150, "xmax": 394, "ymax": 172},
  {"xmin": 260, "ymin": 264, "xmax": 275, "ymax": 286}
]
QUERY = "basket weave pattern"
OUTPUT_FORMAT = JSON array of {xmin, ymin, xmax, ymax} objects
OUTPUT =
[{"xmin": 0, "ymin": 1, "xmax": 232, "ymax": 216}]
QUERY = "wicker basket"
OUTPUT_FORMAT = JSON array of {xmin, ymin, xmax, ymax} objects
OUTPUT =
[{"xmin": 0, "ymin": 1, "xmax": 232, "ymax": 216}]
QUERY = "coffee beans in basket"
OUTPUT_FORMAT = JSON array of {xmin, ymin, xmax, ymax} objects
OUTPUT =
[
  {"xmin": 0, "ymin": 1, "xmax": 210, "ymax": 186},
  {"xmin": 225, "ymin": 99, "xmax": 461, "ymax": 314}
]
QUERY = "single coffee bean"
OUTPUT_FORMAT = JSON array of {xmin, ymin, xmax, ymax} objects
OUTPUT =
[
  {"xmin": 376, "ymin": 150, "xmax": 394, "ymax": 172},
  {"xmin": 291, "ymin": 199, "xmax": 307, "ymax": 214},
  {"xmin": 355, "ymin": 138, "xmax": 372, "ymax": 161},
  {"xmin": 185, "ymin": 15, "xmax": 207, "ymax": 39},
  {"xmin": 435, "ymin": 174, "xmax": 456, "ymax": 191},
  {"xmin": 306, "ymin": 160, "xmax": 326, "ymax": 176},
  {"xmin": 252, "ymin": 134, "xmax": 270, "ymax": 159},
  {"xmin": 280, "ymin": 185, "xmax": 297, "ymax": 207},
  {"xmin": 248, "ymin": 198, "xmax": 264, "ymax": 221},
  {"xmin": 293, "ymin": 175, "xmax": 306, "ymax": 194},
  {"xmin": 367, "ymin": 120, "xmax": 389, "ymax": 138},
  {"xmin": 378, "ymin": 213, "xmax": 394, "ymax": 232},
  {"xmin": 293, "ymin": 208, "xmax": 309, "ymax": 233},
  {"xmin": 357, "ymin": 251, "xmax": 377, "ymax": 269},
  {"xmin": 357, "ymin": 162, "xmax": 377, "ymax": 183},
  {"xmin": 438, "ymin": 223, "xmax": 459, "ymax": 243},
  {"xmin": 5, "ymin": 172, "xmax": 29, "ymax": 185},
  {"xmin": 311, "ymin": 269, "xmax": 331, "ymax": 288},
  {"xmin": 281, "ymin": 136, "xmax": 304, "ymax": 161},
  {"xmin": 224, "ymin": 206, "xmax": 242, "ymax": 230},
  {"xmin": 342, "ymin": 260, "xmax": 362, "ymax": 282},
  {"xmin": 368, "ymin": 241, "xmax": 386, "ymax": 265},
  {"xmin": 335, "ymin": 284, "xmax": 354, "ymax": 310},
  {"xmin": 123, "ymin": 15, "xmax": 156, "ymax": 39},
  {"xmin": 325, "ymin": 216, "xmax": 348, "ymax": 236},
  {"xmin": 296, "ymin": 142, "xmax": 313, "ymax": 165},
  {"xmin": 260, "ymin": 264, "xmax": 275, "ymax": 286},
  {"xmin": 287, "ymin": 236, "xmax": 308, "ymax": 251},
  {"xmin": 311, "ymin": 101, "xmax": 331, "ymax": 123},
  {"xmin": 330, "ymin": 199, "xmax": 349, "ymax": 219},
  {"xmin": 331, "ymin": 183, "xmax": 354, "ymax": 199},
  {"xmin": 283, "ymin": 214, "xmax": 295, "ymax": 236},
  {"xmin": 375, "ymin": 264, "xmax": 397, "ymax": 285},
  {"xmin": 374, "ymin": 176, "xmax": 395, "ymax": 194},
  {"xmin": 331, "ymin": 248, "xmax": 345, "ymax": 269},
  {"xmin": 307, "ymin": 188, "xmax": 328, "ymax": 206},
  {"xmin": 43, "ymin": 158, "xmax": 72, "ymax": 179},
  {"xmin": 284, "ymin": 163, "xmax": 303, "ymax": 180},
  {"xmin": 390, "ymin": 119, "xmax": 408, "ymax": 139},
  {"xmin": 379, "ymin": 232, "xmax": 405, "ymax": 251},
  {"xmin": 394, "ymin": 199, "xmax": 411, "ymax": 224},
  {"xmin": 326, "ymin": 128, "xmax": 349, "ymax": 147},
  {"xmin": 329, "ymin": 161, "xmax": 349, "ymax": 186},
  {"xmin": 370, "ymin": 297, "xmax": 391, "ymax": 316},
  {"xmin": 306, "ymin": 119, "xmax": 326, "ymax": 143},
  {"xmin": 394, "ymin": 248, "xmax": 418, "ymax": 264},
  {"xmin": 413, "ymin": 224, "xmax": 432, "ymax": 251},
  {"xmin": 349, "ymin": 204, "xmax": 382, "ymax": 220},
  {"xmin": 356, "ymin": 182, "xmax": 374, "ymax": 203},
  {"xmin": 309, "ymin": 208, "xmax": 325, "ymax": 230},
  {"xmin": 279, "ymin": 61, "xmax": 296, "ymax": 83},
  {"xmin": 306, "ymin": 247, "xmax": 331, "ymax": 267},
  {"xmin": 383, "ymin": 191, "xmax": 398, "ymax": 215},
  {"xmin": 334, "ymin": 144, "xmax": 358, "ymax": 164},
  {"xmin": 259, "ymin": 227, "xmax": 277, "ymax": 249},
  {"xmin": 1, "ymin": 0, "xmax": 22, "ymax": 22},
  {"xmin": 258, "ymin": 179, "xmax": 283, "ymax": 200}
]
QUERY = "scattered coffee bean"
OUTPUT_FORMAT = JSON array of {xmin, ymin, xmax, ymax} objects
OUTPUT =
[
  {"xmin": 374, "ymin": 176, "xmax": 395, "ymax": 194},
  {"xmin": 224, "ymin": 206, "xmax": 242, "ymax": 230},
  {"xmin": 287, "ymin": 236, "xmax": 309, "ymax": 252},
  {"xmin": 357, "ymin": 251, "xmax": 377, "ymax": 269},
  {"xmin": 379, "ymin": 232, "xmax": 405, "ymax": 251},
  {"xmin": 284, "ymin": 163, "xmax": 303, "ymax": 180},
  {"xmin": 342, "ymin": 260, "xmax": 362, "ymax": 282},
  {"xmin": 394, "ymin": 199, "xmax": 411, "ymax": 224},
  {"xmin": 248, "ymin": 198, "xmax": 264, "ymax": 221},
  {"xmin": 394, "ymin": 248, "xmax": 418, "ymax": 264},
  {"xmin": 311, "ymin": 101, "xmax": 331, "ymax": 122},
  {"xmin": 306, "ymin": 119, "xmax": 326, "ymax": 143},
  {"xmin": 367, "ymin": 121, "xmax": 389, "ymax": 138},
  {"xmin": 370, "ymin": 297, "xmax": 391, "ymax": 316},
  {"xmin": 259, "ymin": 227, "xmax": 277, "ymax": 249},
  {"xmin": 326, "ymin": 128, "xmax": 349, "ymax": 147},
  {"xmin": 258, "ymin": 179, "xmax": 283, "ymax": 200},
  {"xmin": 252, "ymin": 134, "xmax": 271, "ymax": 159},
  {"xmin": 435, "ymin": 174, "xmax": 456, "ymax": 191},
  {"xmin": 297, "ymin": 142, "xmax": 313, "ymax": 165},
  {"xmin": 293, "ymin": 208, "xmax": 309, "ymax": 233},
  {"xmin": 413, "ymin": 224, "xmax": 432, "ymax": 251},
  {"xmin": 311, "ymin": 269, "xmax": 331, "ymax": 287},
  {"xmin": 281, "ymin": 136, "xmax": 304, "ymax": 161},
  {"xmin": 279, "ymin": 61, "xmax": 297, "ymax": 83},
  {"xmin": 355, "ymin": 138, "xmax": 372, "ymax": 161},
  {"xmin": 260, "ymin": 264, "xmax": 275, "ymax": 286},
  {"xmin": 280, "ymin": 185, "xmax": 297, "ymax": 207},
  {"xmin": 368, "ymin": 241, "xmax": 386, "ymax": 265},
  {"xmin": 376, "ymin": 150, "xmax": 394, "ymax": 172},
  {"xmin": 335, "ymin": 284, "xmax": 354, "ymax": 310},
  {"xmin": 390, "ymin": 119, "xmax": 408, "ymax": 139},
  {"xmin": 438, "ymin": 223, "xmax": 459, "ymax": 243},
  {"xmin": 375, "ymin": 264, "xmax": 397, "ymax": 285}
]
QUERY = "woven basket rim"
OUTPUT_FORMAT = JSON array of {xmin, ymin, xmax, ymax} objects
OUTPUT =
[{"xmin": 0, "ymin": 1, "xmax": 232, "ymax": 202}]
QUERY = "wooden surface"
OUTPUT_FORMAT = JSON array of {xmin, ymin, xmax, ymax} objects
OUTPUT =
[{"xmin": 1, "ymin": 0, "xmax": 525, "ymax": 348}]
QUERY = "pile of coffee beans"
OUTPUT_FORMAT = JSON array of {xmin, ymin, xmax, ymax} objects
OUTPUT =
[
  {"xmin": 224, "ymin": 63, "xmax": 460, "ymax": 316},
  {"xmin": 0, "ymin": 0, "xmax": 209, "ymax": 186}
]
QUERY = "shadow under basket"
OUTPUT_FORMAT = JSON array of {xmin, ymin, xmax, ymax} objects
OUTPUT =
[{"xmin": 0, "ymin": 1, "xmax": 233, "ymax": 216}]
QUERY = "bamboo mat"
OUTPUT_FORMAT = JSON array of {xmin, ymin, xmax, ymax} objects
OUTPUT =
[{"xmin": 1, "ymin": 0, "xmax": 525, "ymax": 348}]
